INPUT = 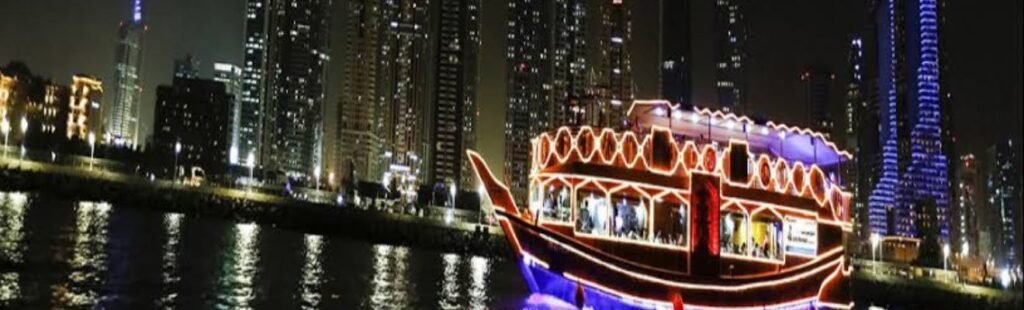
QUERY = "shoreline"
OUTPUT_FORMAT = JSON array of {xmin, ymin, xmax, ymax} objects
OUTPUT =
[{"xmin": 0, "ymin": 158, "xmax": 510, "ymax": 258}]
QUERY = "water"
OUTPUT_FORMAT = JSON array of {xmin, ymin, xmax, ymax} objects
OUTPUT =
[{"xmin": 0, "ymin": 192, "xmax": 533, "ymax": 309}]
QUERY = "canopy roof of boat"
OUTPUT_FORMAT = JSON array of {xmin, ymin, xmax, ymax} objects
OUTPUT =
[{"xmin": 626, "ymin": 100, "xmax": 852, "ymax": 167}]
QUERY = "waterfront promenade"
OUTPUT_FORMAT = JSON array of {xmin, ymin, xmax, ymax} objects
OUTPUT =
[{"xmin": 0, "ymin": 153, "xmax": 506, "ymax": 257}]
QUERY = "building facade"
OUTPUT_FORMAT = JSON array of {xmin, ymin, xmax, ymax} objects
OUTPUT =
[
  {"xmin": 68, "ymin": 75, "xmax": 103, "ymax": 141},
  {"xmin": 659, "ymin": 0, "xmax": 692, "ymax": 106},
  {"xmin": 714, "ymin": 0, "xmax": 747, "ymax": 112},
  {"xmin": 239, "ymin": 0, "xmax": 269, "ymax": 168},
  {"xmin": 801, "ymin": 66, "xmax": 835, "ymax": 138},
  {"xmin": 868, "ymin": 0, "xmax": 951, "ymax": 244},
  {"xmin": 106, "ymin": 0, "xmax": 146, "ymax": 147},
  {"xmin": 425, "ymin": 0, "xmax": 480, "ymax": 190},
  {"xmin": 260, "ymin": 0, "xmax": 331, "ymax": 179},
  {"xmin": 213, "ymin": 62, "xmax": 243, "ymax": 165},
  {"xmin": 337, "ymin": 0, "xmax": 385, "ymax": 186},
  {"xmin": 954, "ymin": 154, "xmax": 982, "ymax": 257},
  {"xmin": 153, "ymin": 77, "xmax": 231, "ymax": 175},
  {"xmin": 505, "ymin": 0, "xmax": 554, "ymax": 203},
  {"xmin": 986, "ymin": 140, "xmax": 1021, "ymax": 267}
]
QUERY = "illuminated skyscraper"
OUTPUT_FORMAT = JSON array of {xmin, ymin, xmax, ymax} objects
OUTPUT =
[
  {"xmin": 425, "ymin": 0, "xmax": 480, "ymax": 189},
  {"xmin": 954, "ymin": 154, "xmax": 982, "ymax": 257},
  {"xmin": 714, "ymin": 0, "xmax": 747, "ymax": 111},
  {"xmin": 986, "ymin": 140, "xmax": 1021, "ymax": 267},
  {"xmin": 868, "ymin": 0, "xmax": 950, "ymax": 242},
  {"xmin": 337, "ymin": 0, "xmax": 386, "ymax": 186},
  {"xmin": 660, "ymin": 0, "xmax": 692, "ymax": 106},
  {"xmin": 106, "ymin": 0, "xmax": 145, "ymax": 147},
  {"xmin": 240, "ymin": 0, "xmax": 269, "ymax": 167},
  {"xmin": 213, "ymin": 62, "xmax": 243, "ymax": 165},
  {"xmin": 260, "ymin": 0, "xmax": 331, "ymax": 179},
  {"xmin": 550, "ymin": 0, "xmax": 588, "ymax": 128},
  {"xmin": 505, "ymin": 0, "xmax": 553, "ymax": 203},
  {"xmin": 591, "ymin": 0, "xmax": 632, "ymax": 127}
]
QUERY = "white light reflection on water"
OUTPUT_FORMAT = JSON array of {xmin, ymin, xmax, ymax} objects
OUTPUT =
[
  {"xmin": 159, "ymin": 213, "xmax": 182, "ymax": 308},
  {"xmin": 56, "ymin": 201, "xmax": 111, "ymax": 308},
  {"xmin": 469, "ymin": 256, "xmax": 491, "ymax": 310},
  {"xmin": 0, "ymin": 192, "xmax": 28, "ymax": 302},
  {"xmin": 369, "ymin": 244, "xmax": 411, "ymax": 309},
  {"xmin": 222, "ymin": 222, "xmax": 259, "ymax": 310},
  {"xmin": 300, "ymin": 234, "xmax": 323, "ymax": 309},
  {"xmin": 439, "ymin": 253, "xmax": 462, "ymax": 309}
]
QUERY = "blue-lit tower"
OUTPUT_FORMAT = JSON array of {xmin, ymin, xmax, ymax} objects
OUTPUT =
[
  {"xmin": 869, "ymin": 0, "xmax": 950, "ymax": 241},
  {"xmin": 107, "ymin": 0, "xmax": 146, "ymax": 147}
]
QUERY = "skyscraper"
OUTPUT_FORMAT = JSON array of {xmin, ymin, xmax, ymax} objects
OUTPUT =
[
  {"xmin": 379, "ymin": 0, "xmax": 431, "ymax": 193},
  {"xmin": 213, "ymin": 62, "xmax": 243, "ymax": 165},
  {"xmin": 801, "ymin": 66, "xmax": 835, "ymax": 138},
  {"xmin": 550, "ymin": 0, "xmax": 588, "ymax": 128},
  {"xmin": 505, "ymin": 0, "xmax": 553, "ymax": 203},
  {"xmin": 659, "ymin": 0, "xmax": 692, "ymax": 106},
  {"xmin": 337, "ymin": 0, "xmax": 385, "ymax": 186},
  {"xmin": 868, "ymin": 0, "xmax": 951, "ymax": 242},
  {"xmin": 954, "ymin": 154, "xmax": 982, "ymax": 257},
  {"xmin": 106, "ymin": 0, "xmax": 145, "ymax": 147},
  {"xmin": 714, "ymin": 0, "xmax": 747, "ymax": 112},
  {"xmin": 240, "ymin": 0, "xmax": 269, "ymax": 168},
  {"xmin": 591, "ymin": 0, "xmax": 633, "ymax": 127},
  {"xmin": 260, "ymin": 0, "xmax": 331, "ymax": 179},
  {"xmin": 425, "ymin": 0, "xmax": 480, "ymax": 190},
  {"xmin": 986, "ymin": 139, "xmax": 1021, "ymax": 267},
  {"xmin": 845, "ymin": 37, "xmax": 876, "ymax": 245}
]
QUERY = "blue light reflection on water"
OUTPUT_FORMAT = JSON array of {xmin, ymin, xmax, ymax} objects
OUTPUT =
[{"xmin": 0, "ymin": 192, "xmax": 530, "ymax": 309}]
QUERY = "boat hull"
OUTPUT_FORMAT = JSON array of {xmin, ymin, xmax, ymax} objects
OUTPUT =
[{"xmin": 499, "ymin": 211, "xmax": 851, "ymax": 309}]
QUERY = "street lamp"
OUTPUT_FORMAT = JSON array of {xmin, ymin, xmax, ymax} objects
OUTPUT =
[
  {"xmin": 246, "ymin": 151, "xmax": 255, "ymax": 185},
  {"xmin": 962, "ymin": 242, "xmax": 970, "ymax": 258},
  {"xmin": 88, "ymin": 132, "xmax": 96, "ymax": 170},
  {"xmin": 174, "ymin": 141, "xmax": 181, "ymax": 182},
  {"xmin": 20, "ymin": 117, "xmax": 27, "ymax": 159},
  {"xmin": 870, "ymin": 233, "xmax": 881, "ymax": 271},
  {"xmin": 1, "ymin": 116, "xmax": 9, "ymax": 158},
  {"xmin": 943, "ymin": 243, "xmax": 951, "ymax": 270},
  {"xmin": 313, "ymin": 165, "xmax": 321, "ymax": 191}
]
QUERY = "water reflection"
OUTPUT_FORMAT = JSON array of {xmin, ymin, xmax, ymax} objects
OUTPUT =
[
  {"xmin": 223, "ymin": 222, "xmax": 259, "ymax": 309},
  {"xmin": 369, "ymin": 244, "xmax": 412, "ymax": 309},
  {"xmin": 470, "ymin": 256, "xmax": 491, "ymax": 309},
  {"xmin": 56, "ymin": 201, "xmax": 111, "ymax": 308},
  {"xmin": 0, "ymin": 192, "xmax": 529, "ymax": 308},
  {"xmin": 0, "ymin": 193, "xmax": 27, "ymax": 303},
  {"xmin": 440, "ymin": 253, "xmax": 462, "ymax": 309},
  {"xmin": 301, "ymin": 234, "xmax": 323, "ymax": 309},
  {"xmin": 160, "ymin": 213, "xmax": 182, "ymax": 308}
]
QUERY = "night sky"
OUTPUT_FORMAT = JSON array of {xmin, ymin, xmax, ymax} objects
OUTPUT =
[{"xmin": 1, "ymin": 0, "xmax": 1020, "ymax": 175}]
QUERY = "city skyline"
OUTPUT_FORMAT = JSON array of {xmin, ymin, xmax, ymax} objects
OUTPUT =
[{"xmin": 0, "ymin": 0, "xmax": 1019, "ymax": 174}]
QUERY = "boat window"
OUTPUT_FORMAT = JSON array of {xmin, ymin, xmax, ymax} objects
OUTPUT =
[
  {"xmin": 575, "ymin": 189, "xmax": 610, "ymax": 235},
  {"xmin": 538, "ymin": 183, "xmax": 571, "ymax": 223},
  {"xmin": 653, "ymin": 199, "xmax": 688, "ymax": 248},
  {"xmin": 720, "ymin": 209, "xmax": 749, "ymax": 256},
  {"xmin": 611, "ymin": 194, "xmax": 649, "ymax": 241},
  {"xmin": 651, "ymin": 130, "xmax": 675, "ymax": 170},
  {"xmin": 750, "ymin": 213, "xmax": 784, "ymax": 260}
]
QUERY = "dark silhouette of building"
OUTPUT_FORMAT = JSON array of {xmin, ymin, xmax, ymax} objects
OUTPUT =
[
  {"xmin": 801, "ymin": 65, "xmax": 836, "ymax": 138},
  {"xmin": 714, "ymin": 0, "xmax": 747, "ymax": 112},
  {"xmin": 153, "ymin": 77, "xmax": 231, "ymax": 176},
  {"xmin": 660, "ymin": 0, "xmax": 692, "ymax": 106}
]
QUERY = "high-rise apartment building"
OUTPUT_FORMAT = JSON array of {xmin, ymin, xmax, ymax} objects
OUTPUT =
[
  {"xmin": 239, "ymin": 0, "xmax": 269, "ymax": 168},
  {"xmin": 425, "ymin": 0, "xmax": 480, "ymax": 190},
  {"xmin": 258, "ymin": 0, "xmax": 331, "ymax": 179},
  {"xmin": 106, "ymin": 0, "xmax": 146, "ymax": 147},
  {"xmin": 153, "ymin": 77, "xmax": 231, "ymax": 175},
  {"xmin": 213, "ymin": 62, "xmax": 243, "ymax": 165},
  {"xmin": 801, "ymin": 66, "xmax": 836, "ymax": 138},
  {"xmin": 659, "ymin": 0, "xmax": 692, "ymax": 106},
  {"xmin": 986, "ymin": 140, "xmax": 1021, "ymax": 267},
  {"xmin": 505, "ymin": 0, "xmax": 554, "ymax": 203},
  {"xmin": 714, "ymin": 0, "xmax": 747, "ymax": 112}
]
